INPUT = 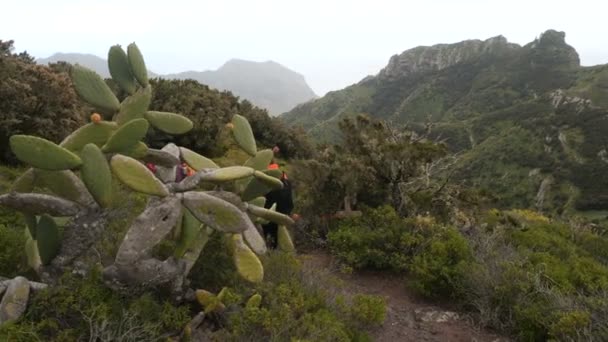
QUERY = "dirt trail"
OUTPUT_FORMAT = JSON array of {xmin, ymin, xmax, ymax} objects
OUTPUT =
[{"xmin": 300, "ymin": 251, "xmax": 509, "ymax": 342}]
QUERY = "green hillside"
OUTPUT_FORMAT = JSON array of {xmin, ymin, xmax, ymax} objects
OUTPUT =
[{"xmin": 283, "ymin": 30, "xmax": 608, "ymax": 211}]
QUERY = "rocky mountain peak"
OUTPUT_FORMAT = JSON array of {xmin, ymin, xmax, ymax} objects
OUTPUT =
[{"xmin": 378, "ymin": 35, "xmax": 519, "ymax": 80}]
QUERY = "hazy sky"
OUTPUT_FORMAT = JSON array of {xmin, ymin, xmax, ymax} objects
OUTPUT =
[{"xmin": 3, "ymin": 0, "xmax": 608, "ymax": 95}]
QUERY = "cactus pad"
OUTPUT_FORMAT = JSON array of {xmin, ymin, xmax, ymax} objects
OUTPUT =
[
  {"xmin": 233, "ymin": 234, "xmax": 264, "ymax": 283},
  {"xmin": 246, "ymin": 294, "xmax": 262, "ymax": 309},
  {"xmin": 278, "ymin": 225, "xmax": 295, "ymax": 252},
  {"xmin": 10, "ymin": 169, "xmax": 35, "ymax": 193},
  {"xmin": 243, "ymin": 223, "xmax": 267, "ymax": 255},
  {"xmin": 24, "ymin": 231, "xmax": 41, "ymax": 271},
  {"xmin": 115, "ymin": 86, "xmax": 152, "ymax": 125},
  {"xmin": 108, "ymin": 45, "xmax": 137, "ymax": 94},
  {"xmin": 102, "ymin": 118, "xmax": 149, "ymax": 153},
  {"xmin": 231, "ymin": 114, "xmax": 257, "ymax": 156},
  {"xmin": 248, "ymin": 197, "xmax": 266, "ymax": 208},
  {"xmin": 10, "ymin": 135, "xmax": 82, "ymax": 170},
  {"xmin": 145, "ymin": 111, "xmax": 193, "ymax": 135},
  {"xmin": 183, "ymin": 191, "xmax": 253, "ymax": 233},
  {"xmin": 253, "ymin": 170, "xmax": 284, "ymax": 189},
  {"xmin": 180, "ymin": 147, "xmax": 219, "ymax": 170},
  {"xmin": 60, "ymin": 121, "xmax": 118, "ymax": 152},
  {"xmin": 81, "ymin": 144, "xmax": 113, "ymax": 207},
  {"xmin": 121, "ymin": 142, "xmax": 149, "ymax": 159},
  {"xmin": 35, "ymin": 170, "xmax": 95, "ymax": 206},
  {"xmin": 110, "ymin": 155, "xmax": 169, "ymax": 197},
  {"xmin": 244, "ymin": 149, "xmax": 274, "ymax": 170},
  {"xmin": 247, "ymin": 204, "xmax": 295, "ymax": 226},
  {"xmin": 71, "ymin": 64, "xmax": 120, "ymax": 112},
  {"xmin": 200, "ymin": 166, "xmax": 255, "ymax": 183},
  {"xmin": 127, "ymin": 43, "xmax": 148, "ymax": 87},
  {"xmin": 36, "ymin": 214, "xmax": 61, "ymax": 265},
  {"xmin": 174, "ymin": 209, "xmax": 203, "ymax": 258}
]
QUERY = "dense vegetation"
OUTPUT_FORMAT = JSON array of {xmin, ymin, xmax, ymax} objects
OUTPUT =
[
  {"xmin": 283, "ymin": 30, "xmax": 608, "ymax": 213},
  {"xmin": 3, "ymin": 32, "xmax": 608, "ymax": 342}
]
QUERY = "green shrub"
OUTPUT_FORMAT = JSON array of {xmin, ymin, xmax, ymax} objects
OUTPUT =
[
  {"xmin": 349, "ymin": 294, "xmax": 386, "ymax": 326},
  {"xmin": 328, "ymin": 206, "xmax": 472, "ymax": 298},
  {"xmin": 7, "ymin": 268, "xmax": 190, "ymax": 341},
  {"xmin": 218, "ymin": 251, "xmax": 384, "ymax": 341},
  {"xmin": 0, "ymin": 225, "xmax": 27, "ymax": 277}
]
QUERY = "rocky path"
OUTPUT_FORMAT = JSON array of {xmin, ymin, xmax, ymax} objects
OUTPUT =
[{"xmin": 300, "ymin": 251, "xmax": 509, "ymax": 342}]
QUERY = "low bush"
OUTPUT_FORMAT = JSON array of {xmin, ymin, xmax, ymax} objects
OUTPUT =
[
  {"xmin": 215, "ymin": 251, "xmax": 386, "ymax": 341},
  {"xmin": 327, "ymin": 205, "xmax": 472, "ymax": 298}
]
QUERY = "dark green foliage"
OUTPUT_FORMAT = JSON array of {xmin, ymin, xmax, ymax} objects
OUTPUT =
[
  {"xmin": 0, "ymin": 225, "xmax": 27, "ymax": 278},
  {"xmin": 2, "ymin": 269, "xmax": 190, "ymax": 341},
  {"xmin": 282, "ymin": 31, "xmax": 608, "ymax": 211},
  {"xmin": 462, "ymin": 210, "xmax": 608, "ymax": 340},
  {"xmin": 328, "ymin": 206, "xmax": 472, "ymax": 298},
  {"xmin": 145, "ymin": 79, "xmax": 313, "ymax": 159},
  {"xmin": 215, "ymin": 251, "xmax": 385, "ymax": 341},
  {"xmin": 0, "ymin": 40, "xmax": 85, "ymax": 164}
]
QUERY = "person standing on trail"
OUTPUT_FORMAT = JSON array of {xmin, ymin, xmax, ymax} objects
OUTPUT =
[{"xmin": 262, "ymin": 161, "xmax": 297, "ymax": 249}]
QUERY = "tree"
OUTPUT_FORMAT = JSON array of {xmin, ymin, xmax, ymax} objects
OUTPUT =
[{"xmin": 0, "ymin": 40, "xmax": 85, "ymax": 164}]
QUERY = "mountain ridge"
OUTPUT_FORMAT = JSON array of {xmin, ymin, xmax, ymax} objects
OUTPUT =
[
  {"xmin": 282, "ymin": 29, "xmax": 608, "ymax": 212},
  {"xmin": 36, "ymin": 53, "xmax": 317, "ymax": 116}
]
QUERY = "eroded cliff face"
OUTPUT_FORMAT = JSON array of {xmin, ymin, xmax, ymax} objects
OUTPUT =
[{"xmin": 378, "ymin": 35, "xmax": 520, "ymax": 80}]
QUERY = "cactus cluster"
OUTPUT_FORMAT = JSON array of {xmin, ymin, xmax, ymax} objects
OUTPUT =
[{"xmin": 0, "ymin": 43, "xmax": 296, "ymax": 289}]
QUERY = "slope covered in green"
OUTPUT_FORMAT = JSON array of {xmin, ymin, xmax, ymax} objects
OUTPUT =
[{"xmin": 283, "ymin": 30, "xmax": 608, "ymax": 211}]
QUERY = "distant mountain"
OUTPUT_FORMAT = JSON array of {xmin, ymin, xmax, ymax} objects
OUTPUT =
[
  {"xmin": 282, "ymin": 30, "xmax": 608, "ymax": 212},
  {"xmin": 36, "ymin": 54, "xmax": 316, "ymax": 115},
  {"xmin": 37, "ymin": 53, "xmax": 111, "ymax": 78},
  {"xmin": 163, "ymin": 59, "xmax": 317, "ymax": 116}
]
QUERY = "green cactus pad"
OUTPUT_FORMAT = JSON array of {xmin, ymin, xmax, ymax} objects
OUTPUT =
[
  {"xmin": 231, "ymin": 114, "xmax": 257, "ymax": 156},
  {"xmin": 216, "ymin": 287, "xmax": 228, "ymax": 302},
  {"xmin": 115, "ymin": 86, "xmax": 152, "ymax": 125},
  {"xmin": 108, "ymin": 45, "xmax": 136, "ymax": 94},
  {"xmin": 10, "ymin": 169, "xmax": 35, "ymax": 193},
  {"xmin": 102, "ymin": 118, "xmax": 149, "ymax": 153},
  {"xmin": 247, "ymin": 204, "xmax": 295, "ymax": 226},
  {"xmin": 236, "ymin": 149, "xmax": 274, "ymax": 192},
  {"xmin": 110, "ymin": 154, "xmax": 169, "ymax": 197},
  {"xmin": 278, "ymin": 225, "xmax": 295, "ymax": 253},
  {"xmin": 24, "ymin": 214, "xmax": 38, "ymax": 239},
  {"xmin": 246, "ymin": 294, "xmax": 262, "ymax": 309},
  {"xmin": 174, "ymin": 209, "xmax": 203, "ymax": 258},
  {"xmin": 233, "ymin": 234, "xmax": 264, "ymax": 283},
  {"xmin": 71, "ymin": 64, "xmax": 120, "ymax": 112},
  {"xmin": 200, "ymin": 166, "xmax": 255, "ymax": 183},
  {"xmin": 36, "ymin": 214, "xmax": 61, "ymax": 265},
  {"xmin": 81, "ymin": 144, "xmax": 113, "ymax": 208},
  {"xmin": 60, "ymin": 122, "xmax": 118, "ymax": 152},
  {"xmin": 243, "ymin": 223, "xmax": 267, "ymax": 255},
  {"xmin": 264, "ymin": 169, "xmax": 283, "ymax": 179},
  {"xmin": 183, "ymin": 192, "xmax": 252, "ymax": 233},
  {"xmin": 253, "ymin": 170, "xmax": 284, "ymax": 190},
  {"xmin": 24, "ymin": 231, "xmax": 41, "ymax": 271},
  {"xmin": 180, "ymin": 147, "xmax": 219, "ymax": 170},
  {"xmin": 121, "ymin": 142, "xmax": 149, "ymax": 159},
  {"xmin": 248, "ymin": 197, "xmax": 266, "ymax": 208},
  {"xmin": 127, "ymin": 43, "xmax": 148, "ymax": 87},
  {"xmin": 35, "ymin": 170, "xmax": 94, "ymax": 206},
  {"xmin": 244, "ymin": 149, "xmax": 274, "ymax": 170},
  {"xmin": 145, "ymin": 111, "xmax": 193, "ymax": 135},
  {"xmin": 10, "ymin": 135, "xmax": 82, "ymax": 170}
]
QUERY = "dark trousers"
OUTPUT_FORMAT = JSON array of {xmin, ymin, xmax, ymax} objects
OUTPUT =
[{"xmin": 262, "ymin": 222, "xmax": 279, "ymax": 249}]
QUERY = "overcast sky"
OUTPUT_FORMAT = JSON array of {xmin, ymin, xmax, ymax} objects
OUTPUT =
[{"xmin": 3, "ymin": 0, "xmax": 608, "ymax": 95}]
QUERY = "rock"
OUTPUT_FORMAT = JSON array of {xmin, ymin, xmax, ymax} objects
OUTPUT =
[
  {"xmin": 0, "ymin": 276, "xmax": 30, "ymax": 325},
  {"xmin": 415, "ymin": 308, "xmax": 460, "ymax": 323}
]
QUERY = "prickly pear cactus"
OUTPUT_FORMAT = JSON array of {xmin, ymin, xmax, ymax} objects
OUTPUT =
[{"xmin": 0, "ymin": 43, "xmax": 295, "ymax": 292}]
